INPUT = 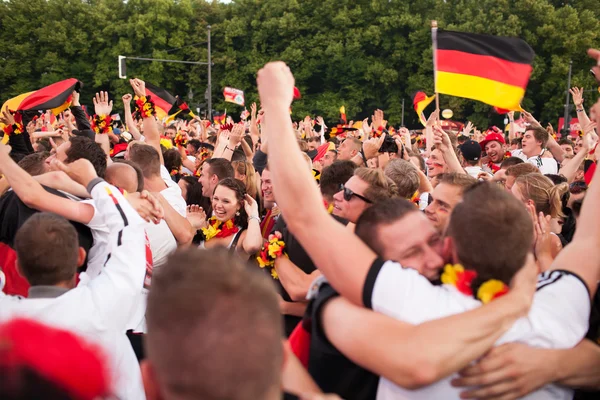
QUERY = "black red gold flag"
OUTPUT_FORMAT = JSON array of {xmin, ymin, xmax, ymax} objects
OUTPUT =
[
  {"xmin": 411, "ymin": 91, "xmax": 435, "ymax": 126},
  {"xmin": 434, "ymin": 30, "xmax": 534, "ymax": 111},
  {"xmin": 213, "ymin": 111, "xmax": 226, "ymax": 125},
  {"xmin": 17, "ymin": 78, "xmax": 81, "ymax": 114}
]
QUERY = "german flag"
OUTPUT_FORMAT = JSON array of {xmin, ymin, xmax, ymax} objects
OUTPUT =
[
  {"xmin": 213, "ymin": 111, "xmax": 226, "ymax": 125},
  {"xmin": 340, "ymin": 106, "xmax": 347, "ymax": 124},
  {"xmin": 412, "ymin": 91, "xmax": 435, "ymax": 126},
  {"xmin": 144, "ymin": 82, "xmax": 193, "ymax": 121},
  {"xmin": 435, "ymin": 30, "xmax": 534, "ymax": 111},
  {"xmin": 15, "ymin": 78, "xmax": 80, "ymax": 114}
]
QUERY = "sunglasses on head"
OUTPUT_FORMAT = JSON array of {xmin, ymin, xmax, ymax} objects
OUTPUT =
[
  {"xmin": 340, "ymin": 184, "xmax": 372, "ymax": 203},
  {"xmin": 569, "ymin": 181, "xmax": 588, "ymax": 194}
]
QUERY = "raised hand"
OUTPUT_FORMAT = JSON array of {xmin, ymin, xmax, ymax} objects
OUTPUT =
[
  {"xmin": 130, "ymin": 78, "xmax": 146, "ymax": 98},
  {"xmin": 250, "ymin": 102, "xmax": 257, "ymax": 121},
  {"xmin": 372, "ymin": 109, "xmax": 387, "ymax": 130},
  {"xmin": 569, "ymin": 87, "xmax": 584, "ymax": 108},
  {"xmin": 426, "ymin": 109, "xmax": 439, "ymax": 128},
  {"xmin": 71, "ymin": 90, "xmax": 80, "ymax": 107},
  {"xmin": 363, "ymin": 133, "xmax": 386, "ymax": 160},
  {"xmin": 521, "ymin": 110, "xmax": 542, "ymax": 129},
  {"xmin": 0, "ymin": 109, "xmax": 15, "ymax": 126},
  {"xmin": 122, "ymin": 93, "xmax": 133, "ymax": 106},
  {"xmin": 256, "ymin": 62, "xmax": 295, "ymax": 110},
  {"xmin": 228, "ymin": 123, "xmax": 244, "ymax": 147},
  {"xmin": 461, "ymin": 121, "xmax": 474, "ymax": 137},
  {"xmin": 362, "ymin": 118, "xmax": 372, "ymax": 136},
  {"xmin": 186, "ymin": 204, "xmax": 207, "ymax": 230},
  {"xmin": 127, "ymin": 191, "xmax": 164, "ymax": 224},
  {"xmin": 243, "ymin": 194, "xmax": 259, "ymax": 219},
  {"xmin": 93, "ymin": 91, "xmax": 113, "ymax": 116},
  {"xmin": 433, "ymin": 125, "xmax": 452, "ymax": 151},
  {"xmin": 546, "ymin": 123, "xmax": 555, "ymax": 136}
]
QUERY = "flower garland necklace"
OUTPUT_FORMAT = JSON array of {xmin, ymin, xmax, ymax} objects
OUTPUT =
[
  {"xmin": 201, "ymin": 217, "xmax": 239, "ymax": 242},
  {"xmin": 257, "ymin": 231, "xmax": 287, "ymax": 280},
  {"xmin": 441, "ymin": 264, "xmax": 509, "ymax": 304}
]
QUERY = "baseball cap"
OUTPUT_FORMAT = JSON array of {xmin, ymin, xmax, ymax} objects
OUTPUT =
[
  {"xmin": 459, "ymin": 139, "xmax": 482, "ymax": 161},
  {"xmin": 479, "ymin": 130, "xmax": 506, "ymax": 150}
]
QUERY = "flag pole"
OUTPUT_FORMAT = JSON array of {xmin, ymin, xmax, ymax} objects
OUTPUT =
[{"xmin": 431, "ymin": 20, "xmax": 440, "ymax": 113}]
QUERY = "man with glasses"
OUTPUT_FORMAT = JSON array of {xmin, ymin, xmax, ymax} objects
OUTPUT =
[{"xmin": 331, "ymin": 168, "xmax": 398, "ymax": 224}]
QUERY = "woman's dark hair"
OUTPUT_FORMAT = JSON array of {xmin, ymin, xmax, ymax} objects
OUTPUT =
[
  {"xmin": 181, "ymin": 176, "xmax": 211, "ymax": 209},
  {"xmin": 163, "ymin": 148, "xmax": 182, "ymax": 182},
  {"xmin": 214, "ymin": 178, "xmax": 249, "ymax": 229}
]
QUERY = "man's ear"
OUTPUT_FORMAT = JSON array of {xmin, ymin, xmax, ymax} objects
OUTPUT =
[
  {"xmin": 141, "ymin": 360, "xmax": 163, "ymax": 400},
  {"xmin": 442, "ymin": 236, "xmax": 457, "ymax": 264},
  {"xmin": 77, "ymin": 247, "xmax": 86, "ymax": 268}
]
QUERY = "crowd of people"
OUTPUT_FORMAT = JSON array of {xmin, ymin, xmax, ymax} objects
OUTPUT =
[{"xmin": 1, "ymin": 47, "xmax": 600, "ymax": 400}]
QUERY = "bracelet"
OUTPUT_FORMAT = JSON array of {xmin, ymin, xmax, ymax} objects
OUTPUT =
[
  {"xmin": 576, "ymin": 108, "xmax": 584, "ymax": 113},
  {"xmin": 248, "ymin": 215, "xmax": 260, "ymax": 223},
  {"xmin": 135, "ymin": 95, "xmax": 156, "ymax": 118},
  {"xmin": 225, "ymin": 145, "xmax": 234, "ymax": 152}
]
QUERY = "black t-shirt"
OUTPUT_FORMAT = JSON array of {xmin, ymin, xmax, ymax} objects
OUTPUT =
[
  {"xmin": 271, "ymin": 215, "xmax": 348, "ymax": 337},
  {"xmin": 307, "ymin": 282, "xmax": 379, "ymax": 400},
  {"xmin": 574, "ymin": 283, "xmax": 600, "ymax": 400},
  {"xmin": 0, "ymin": 186, "xmax": 94, "ymax": 271}
]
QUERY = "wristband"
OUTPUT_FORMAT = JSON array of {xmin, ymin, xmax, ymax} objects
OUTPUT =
[
  {"xmin": 248, "ymin": 215, "xmax": 260, "ymax": 223},
  {"xmin": 91, "ymin": 114, "xmax": 113, "ymax": 135},
  {"xmin": 135, "ymin": 95, "xmax": 156, "ymax": 118},
  {"xmin": 576, "ymin": 108, "xmax": 584, "ymax": 113}
]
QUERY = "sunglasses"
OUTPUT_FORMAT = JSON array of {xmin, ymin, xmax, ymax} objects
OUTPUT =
[
  {"xmin": 340, "ymin": 184, "xmax": 372, "ymax": 203},
  {"xmin": 569, "ymin": 181, "xmax": 588, "ymax": 195}
]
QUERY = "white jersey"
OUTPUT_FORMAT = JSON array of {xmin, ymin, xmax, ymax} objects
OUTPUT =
[
  {"xmin": 363, "ymin": 260, "xmax": 590, "ymax": 400},
  {"xmin": 511, "ymin": 149, "xmax": 558, "ymax": 175},
  {"xmin": 0, "ymin": 180, "xmax": 147, "ymax": 400}
]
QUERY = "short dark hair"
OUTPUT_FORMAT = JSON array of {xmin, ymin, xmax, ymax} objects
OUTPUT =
[
  {"xmin": 558, "ymin": 138, "xmax": 574, "ymax": 148},
  {"xmin": 204, "ymin": 158, "xmax": 234, "ymax": 181},
  {"xmin": 447, "ymin": 183, "xmax": 533, "ymax": 288},
  {"xmin": 354, "ymin": 168, "xmax": 399, "ymax": 202},
  {"xmin": 180, "ymin": 176, "xmax": 210, "ymax": 208},
  {"xmin": 500, "ymin": 156, "xmax": 524, "ymax": 169},
  {"xmin": 384, "ymin": 159, "xmax": 420, "ymax": 199},
  {"xmin": 114, "ymin": 159, "xmax": 144, "ymax": 191},
  {"xmin": 163, "ymin": 148, "xmax": 182, "ymax": 174},
  {"xmin": 320, "ymin": 160, "xmax": 357, "ymax": 199},
  {"xmin": 188, "ymin": 139, "xmax": 202, "ymax": 152},
  {"xmin": 65, "ymin": 136, "xmax": 107, "ymax": 178},
  {"xmin": 510, "ymin": 138, "xmax": 522, "ymax": 148},
  {"xmin": 15, "ymin": 213, "xmax": 79, "ymax": 286},
  {"xmin": 527, "ymin": 126, "xmax": 550, "ymax": 148},
  {"xmin": 146, "ymin": 248, "xmax": 282, "ymax": 400},
  {"xmin": 355, "ymin": 198, "xmax": 418, "ymax": 255},
  {"xmin": 437, "ymin": 173, "xmax": 477, "ymax": 192},
  {"xmin": 18, "ymin": 151, "xmax": 50, "ymax": 176},
  {"xmin": 128, "ymin": 143, "xmax": 161, "ymax": 178}
]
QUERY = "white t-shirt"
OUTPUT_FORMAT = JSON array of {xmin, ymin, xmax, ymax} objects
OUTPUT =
[
  {"xmin": 160, "ymin": 165, "xmax": 187, "ymax": 216},
  {"xmin": 363, "ymin": 260, "xmax": 590, "ymax": 400},
  {"xmin": 0, "ymin": 181, "xmax": 147, "ymax": 400},
  {"xmin": 464, "ymin": 166, "xmax": 491, "ymax": 180},
  {"xmin": 511, "ymin": 149, "xmax": 558, "ymax": 175},
  {"xmin": 79, "ymin": 200, "xmax": 110, "ymax": 280},
  {"xmin": 182, "ymin": 155, "xmax": 196, "ymax": 175}
]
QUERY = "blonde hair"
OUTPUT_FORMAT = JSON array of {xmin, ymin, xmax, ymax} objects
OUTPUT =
[
  {"xmin": 515, "ymin": 173, "xmax": 568, "ymax": 218},
  {"xmin": 231, "ymin": 160, "xmax": 258, "ymax": 199},
  {"xmin": 354, "ymin": 168, "xmax": 399, "ymax": 202}
]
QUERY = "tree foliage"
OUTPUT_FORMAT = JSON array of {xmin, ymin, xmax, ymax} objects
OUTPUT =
[{"xmin": 0, "ymin": 0, "xmax": 598, "ymax": 128}]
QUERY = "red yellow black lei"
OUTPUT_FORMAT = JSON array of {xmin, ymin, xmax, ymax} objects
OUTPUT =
[
  {"xmin": 371, "ymin": 126, "xmax": 384, "ymax": 138},
  {"xmin": 487, "ymin": 151, "xmax": 512, "ymax": 174},
  {"xmin": 201, "ymin": 217, "xmax": 239, "ymax": 241},
  {"xmin": 174, "ymin": 132, "xmax": 187, "ymax": 147},
  {"xmin": 91, "ymin": 114, "xmax": 113, "ymax": 134},
  {"xmin": 3, "ymin": 122, "xmax": 23, "ymax": 136},
  {"xmin": 135, "ymin": 95, "xmax": 156, "ymax": 118},
  {"xmin": 441, "ymin": 264, "xmax": 509, "ymax": 304},
  {"xmin": 257, "ymin": 231, "xmax": 286, "ymax": 280}
]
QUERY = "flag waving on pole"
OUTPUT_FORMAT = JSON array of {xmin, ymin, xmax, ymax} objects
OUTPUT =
[
  {"xmin": 434, "ymin": 30, "xmax": 535, "ymax": 111},
  {"xmin": 412, "ymin": 91, "xmax": 435, "ymax": 126},
  {"xmin": 340, "ymin": 106, "xmax": 347, "ymax": 124},
  {"xmin": 223, "ymin": 87, "xmax": 245, "ymax": 106}
]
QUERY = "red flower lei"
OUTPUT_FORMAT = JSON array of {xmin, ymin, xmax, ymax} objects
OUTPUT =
[
  {"xmin": 135, "ymin": 96, "xmax": 156, "ymax": 118},
  {"xmin": 91, "ymin": 114, "xmax": 113, "ymax": 134},
  {"xmin": 201, "ymin": 217, "xmax": 239, "ymax": 241},
  {"xmin": 441, "ymin": 264, "xmax": 509, "ymax": 304},
  {"xmin": 174, "ymin": 132, "xmax": 187, "ymax": 147},
  {"xmin": 3, "ymin": 122, "xmax": 23, "ymax": 136},
  {"xmin": 256, "ymin": 231, "xmax": 286, "ymax": 280}
]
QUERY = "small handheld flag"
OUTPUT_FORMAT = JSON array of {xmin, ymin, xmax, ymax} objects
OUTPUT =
[
  {"xmin": 223, "ymin": 87, "xmax": 245, "ymax": 106},
  {"xmin": 340, "ymin": 106, "xmax": 347, "ymax": 124},
  {"xmin": 412, "ymin": 91, "xmax": 435, "ymax": 126},
  {"xmin": 433, "ymin": 30, "xmax": 534, "ymax": 111}
]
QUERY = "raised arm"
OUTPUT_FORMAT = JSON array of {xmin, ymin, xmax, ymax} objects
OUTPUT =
[
  {"xmin": 257, "ymin": 62, "xmax": 377, "ymax": 306},
  {"xmin": 550, "ymin": 131, "xmax": 600, "ymax": 297},
  {"xmin": 0, "ymin": 144, "xmax": 95, "ymax": 224},
  {"xmin": 433, "ymin": 125, "xmax": 465, "ymax": 174},
  {"xmin": 130, "ymin": 78, "xmax": 164, "ymax": 165},
  {"xmin": 322, "ymin": 255, "xmax": 537, "ymax": 389},
  {"xmin": 122, "ymin": 93, "xmax": 141, "ymax": 140},
  {"xmin": 559, "ymin": 130, "xmax": 590, "ymax": 182}
]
